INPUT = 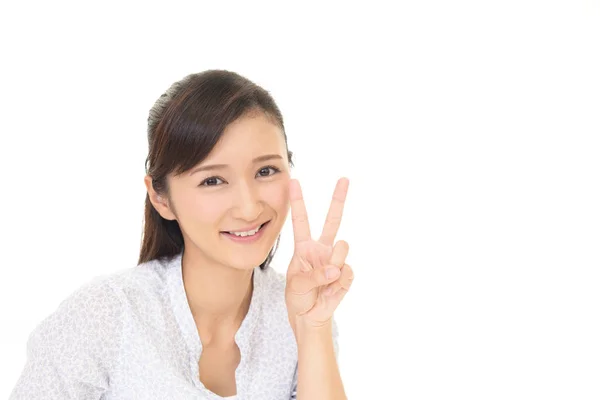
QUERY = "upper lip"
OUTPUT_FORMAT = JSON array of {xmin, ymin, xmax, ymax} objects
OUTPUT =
[{"xmin": 223, "ymin": 221, "xmax": 268, "ymax": 233}]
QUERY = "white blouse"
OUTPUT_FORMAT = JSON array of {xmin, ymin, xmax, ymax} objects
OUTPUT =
[{"xmin": 9, "ymin": 253, "xmax": 339, "ymax": 399}]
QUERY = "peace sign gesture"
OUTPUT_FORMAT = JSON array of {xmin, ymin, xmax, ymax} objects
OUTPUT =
[{"xmin": 285, "ymin": 177, "xmax": 354, "ymax": 333}]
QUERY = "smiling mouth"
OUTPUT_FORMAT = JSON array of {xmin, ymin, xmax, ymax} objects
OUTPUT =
[{"xmin": 221, "ymin": 221, "xmax": 270, "ymax": 237}]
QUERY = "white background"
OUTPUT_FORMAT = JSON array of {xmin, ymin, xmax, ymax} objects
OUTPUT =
[{"xmin": 1, "ymin": 1, "xmax": 599, "ymax": 398}]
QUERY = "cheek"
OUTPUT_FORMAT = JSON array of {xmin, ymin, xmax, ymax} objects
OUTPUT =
[
  {"xmin": 174, "ymin": 190, "xmax": 228, "ymax": 226},
  {"xmin": 261, "ymin": 178, "xmax": 290, "ymax": 215}
]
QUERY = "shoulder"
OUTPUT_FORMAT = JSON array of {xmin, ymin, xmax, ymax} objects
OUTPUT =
[
  {"xmin": 73, "ymin": 256, "xmax": 177, "ymax": 315},
  {"xmin": 37, "ymin": 272, "xmax": 125, "ymax": 335},
  {"xmin": 12, "ymin": 261, "xmax": 171, "ymax": 397},
  {"xmin": 23, "ymin": 273, "xmax": 125, "ymax": 380},
  {"xmin": 27, "ymin": 258, "xmax": 170, "ymax": 362}
]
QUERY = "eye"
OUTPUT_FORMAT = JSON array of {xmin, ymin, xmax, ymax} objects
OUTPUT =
[
  {"xmin": 256, "ymin": 165, "xmax": 280, "ymax": 178},
  {"xmin": 199, "ymin": 176, "xmax": 225, "ymax": 186}
]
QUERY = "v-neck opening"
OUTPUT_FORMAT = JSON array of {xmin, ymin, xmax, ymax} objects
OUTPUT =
[{"xmin": 164, "ymin": 252, "xmax": 264, "ymax": 398}]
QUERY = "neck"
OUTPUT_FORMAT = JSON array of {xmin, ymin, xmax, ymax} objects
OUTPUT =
[{"xmin": 181, "ymin": 246, "xmax": 254, "ymax": 344}]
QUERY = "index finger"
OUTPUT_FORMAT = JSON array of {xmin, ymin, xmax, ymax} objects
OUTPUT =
[
  {"xmin": 319, "ymin": 177, "xmax": 349, "ymax": 246},
  {"xmin": 289, "ymin": 179, "xmax": 311, "ymax": 243}
]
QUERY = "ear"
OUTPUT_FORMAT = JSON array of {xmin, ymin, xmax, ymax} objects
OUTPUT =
[{"xmin": 144, "ymin": 175, "xmax": 177, "ymax": 221}]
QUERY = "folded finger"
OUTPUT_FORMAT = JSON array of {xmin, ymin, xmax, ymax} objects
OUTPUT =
[
  {"xmin": 330, "ymin": 240, "xmax": 349, "ymax": 269},
  {"xmin": 288, "ymin": 264, "xmax": 342, "ymax": 295},
  {"xmin": 323, "ymin": 263, "xmax": 354, "ymax": 296}
]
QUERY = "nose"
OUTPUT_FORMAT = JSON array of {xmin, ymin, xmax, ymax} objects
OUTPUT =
[{"xmin": 232, "ymin": 180, "xmax": 264, "ymax": 222}]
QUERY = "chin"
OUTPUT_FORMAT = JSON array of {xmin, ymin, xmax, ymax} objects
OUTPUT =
[
  {"xmin": 219, "ymin": 224, "xmax": 281, "ymax": 270},
  {"xmin": 227, "ymin": 258, "xmax": 267, "ymax": 271},
  {"xmin": 225, "ymin": 244, "xmax": 275, "ymax": 270}
]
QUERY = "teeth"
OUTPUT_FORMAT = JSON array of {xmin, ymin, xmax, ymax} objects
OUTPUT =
[{"xmin": 230, "ymin": 225, "xmax": 261, "ymax": 237}]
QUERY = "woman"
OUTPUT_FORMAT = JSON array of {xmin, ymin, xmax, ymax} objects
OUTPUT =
[{"xmin": 10, "ymin": 70, "xmax": 354, "ymax": 399}]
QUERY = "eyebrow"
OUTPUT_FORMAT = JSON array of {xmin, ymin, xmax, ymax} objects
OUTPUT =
[{"xmin": 189, "ymin": 154, "xmax": 283, "ymax": 175}]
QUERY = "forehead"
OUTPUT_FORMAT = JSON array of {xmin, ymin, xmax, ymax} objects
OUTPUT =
[{"xmin": 206, "ymin": 113, "xmax": 286, "ymax": 161}]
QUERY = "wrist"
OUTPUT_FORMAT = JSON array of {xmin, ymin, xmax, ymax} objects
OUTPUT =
[{"xmin": 293, "ymin": 316, "xmax": 333, "ymax": 343}]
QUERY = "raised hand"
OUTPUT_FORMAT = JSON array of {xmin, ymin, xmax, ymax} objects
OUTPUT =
[{"xmin": 285, "ymin": 177, "xmax": 354, "ymax": 333}]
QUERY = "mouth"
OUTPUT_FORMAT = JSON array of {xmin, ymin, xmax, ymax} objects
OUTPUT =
[{"xmin": 220, "ymin": 221, "xmax": 270, "ymax": 243}]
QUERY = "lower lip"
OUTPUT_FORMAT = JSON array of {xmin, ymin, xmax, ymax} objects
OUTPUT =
[{"xmin": 221, "ymin": 221, "xmax": 270, "ymax": 244}]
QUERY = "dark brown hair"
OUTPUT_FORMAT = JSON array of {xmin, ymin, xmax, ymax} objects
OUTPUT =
[{"xmin": 138, "ymin": 70, "xmax": 293, "ymax": 268}]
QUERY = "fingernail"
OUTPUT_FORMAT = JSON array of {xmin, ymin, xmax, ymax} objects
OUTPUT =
[{"xmin": 326, "ymin": 267, "xmax": 339, "ymax": 280}]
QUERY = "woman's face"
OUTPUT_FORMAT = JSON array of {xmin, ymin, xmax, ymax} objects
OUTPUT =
[{"xmin": 164, "ymin": 112, "xmax": 291, "ymax": 270}]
